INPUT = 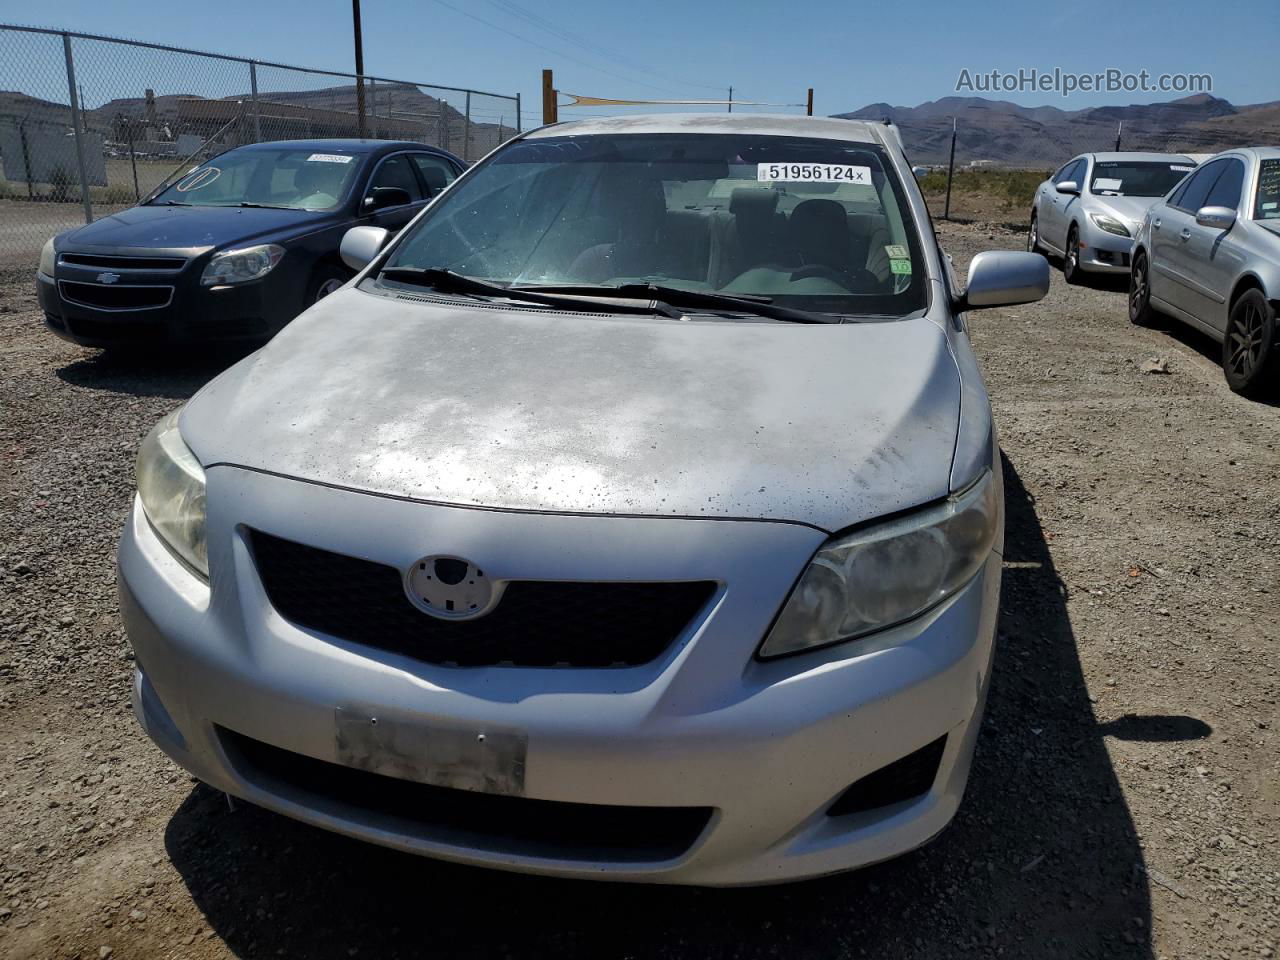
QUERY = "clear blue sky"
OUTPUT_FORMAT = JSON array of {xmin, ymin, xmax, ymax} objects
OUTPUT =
[{"xmin": 1, "ymin": 0, "xmax": 1275, "ymax": 122}]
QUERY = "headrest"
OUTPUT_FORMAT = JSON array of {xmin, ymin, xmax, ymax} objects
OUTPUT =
[
  {"xmin": 730, "ymin": 187, "xmax": 779, "ymax": 217},
  {"xmin": 790, "ymin": 198, "xmax": 847, "ymax": 230}
]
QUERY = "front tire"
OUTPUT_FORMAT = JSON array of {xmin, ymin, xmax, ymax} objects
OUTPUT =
[
  {"xmin": 1128, "ymin": 251, "xmax": 1160, "ymax": 327},
  {"xmin": 1063, "ymin": 226, "xmax": 1082, "ymax": 285},
  {"xmin": 1027, "ymin": 213, "xmax": 1043, "ymax": 255},
  {"xmin": 306, "ymin": 262, "xmax": 351, "ymax": 305},
  {"xmin": 1222, "ymin": 289, "xmax": 1278, "ymax": 398}
]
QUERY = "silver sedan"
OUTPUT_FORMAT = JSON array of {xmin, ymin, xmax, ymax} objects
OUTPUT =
[
  {"xmin": 1129, "ymin": 146, "xmax": 1280, "ymax": 397},
  {"xmin": 1029, "ymin": 152, "xmax": 1197, "ymax": 283},
  {"xmin": 118, "ymin": 114, "xmax": 1048, "ymax": 885}
]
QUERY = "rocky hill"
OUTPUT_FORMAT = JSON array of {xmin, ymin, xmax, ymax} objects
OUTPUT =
[{"xmin": 834, "ymin": 94, "xmax": 1280, "ymax": 167}]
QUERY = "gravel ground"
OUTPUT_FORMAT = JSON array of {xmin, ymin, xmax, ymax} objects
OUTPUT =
[{"xmin": 0, "ymin": 218, "xmax": 1277, "ymax": 960}]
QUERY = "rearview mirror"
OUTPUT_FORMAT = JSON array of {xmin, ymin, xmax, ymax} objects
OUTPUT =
[
  {"xmin": 1055, "ymin": 180, "xmax": 1079, "ymax": 195},
  {"xmin": 340, "ymin": 226, "xmax": 390, "ymax": 272},
  {"xmin": 365, "ymin": 186, "xmax": 412, "ymax": 211},
  {"xmin": 1195, "ymin": 205, "xmax": 1236, "ymax": 231},
  {"xmin": 957, "ymin": 251, "xmax": 1050, "ymax": 311}
]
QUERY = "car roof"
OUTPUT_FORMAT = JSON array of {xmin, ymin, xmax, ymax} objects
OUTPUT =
[
  {"xmin": 525, "ymin": 113, "xmax": 883, "ymax": 145},
  {"xmin": 236, "ymin": 138, "xmax": 454, "ymax": 157},
  {"xmin": 1088, "ymin": 151, "xmax": 1195, "ymax": 163}
]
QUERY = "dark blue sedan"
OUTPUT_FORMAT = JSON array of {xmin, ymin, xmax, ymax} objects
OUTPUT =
[{"xmin": 36, "ymin": 139, "xmax": 463, "ymax": 349}]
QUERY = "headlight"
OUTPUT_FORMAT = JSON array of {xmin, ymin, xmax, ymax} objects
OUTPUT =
[
  {"xmin": 759, "ymin": 471, "xmax": 999, "ymax": 658},
  {"xmin": 200, "ymin": 243, "xmax": 285, "ymax": 287},
  {"xmin": 39, "ymin": 238, "xmax": 57, "ymax": 277},
  {"xmin": 1089, "ymin": 214, "xmax": 1131, "ymax": 238},
  {"xmin": 136, "ymin": 409, "xmax": 208, "ymax": 578}
]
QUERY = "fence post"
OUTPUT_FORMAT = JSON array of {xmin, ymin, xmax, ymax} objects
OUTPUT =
[
  {"xmin": 369, "ymin": 78, "xmax": 378, "ymax": 138},
  {"xmin": 515, "ymin": 93, "xmax": 521, "ymax": 133},
  {"xmin": 1115, "ymin": 120, "xmax": 1123, "ymax": 152},
  {"xmin": 806, "ymin": 88, "xmax": 813, "ymax": 116},
  {"xmin": 464, "ymin": 90, "xmax": 471, "ymax": 162},
  {"xmin": 943, "ymin": 116, "xmax": 957, "ymax": 221},
  {"xmin": 61, "ymin": 32, "xmax": 93, "ymax": 224},
  {"xmin": 249, "ymin": 61, "xmax": 262, "ymax": 142},
  {"xmin": 440, "ymin": 100, "xmax": 449, "ymax": 152}
]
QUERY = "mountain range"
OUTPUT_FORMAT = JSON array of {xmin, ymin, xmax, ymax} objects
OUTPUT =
[{"xmin": 833, "ymin": 94, "xmax": 1280, "ymax": 167}]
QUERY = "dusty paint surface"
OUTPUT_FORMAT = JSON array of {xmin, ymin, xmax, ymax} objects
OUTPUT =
[{"xmin": 182, "ymin": 287, "xmax": 963, "ymax": 531}]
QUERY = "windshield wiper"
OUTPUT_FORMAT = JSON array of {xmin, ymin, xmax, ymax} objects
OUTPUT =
[
  {"xmin": 514, "ymin": 282, "xmax": 835, "ymax": 324},
  {"xmin": 154, "ymin": 200, "xmax": 191, "ymax": 206},
  {"xmin": 236, "ymin": 202, "xmax": 294, "ymax": 209},
  {"xmin": 377, "ymin": 268, "xmax": 683, "ymax": 318}
]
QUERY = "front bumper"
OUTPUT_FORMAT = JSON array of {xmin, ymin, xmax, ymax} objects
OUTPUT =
[
  {"xmin": 1076, "ymin": 219, "xmax": 1137, "ymax": 274},
  {"xmin": 119, "ymin": 467, "xmax": 1002, "ymax": 885},
  {"xmin": 37, "ymin": 263, "xmax": 300, "ymax": 348}
]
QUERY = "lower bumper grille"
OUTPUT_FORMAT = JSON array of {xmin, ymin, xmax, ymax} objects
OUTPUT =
[
  {"xmin": 58, "ymin": 279, "xmax": 173, "ymax": 310},
  {"xmin": 827, "ymin": 736, "xmax": 947, "ymax": 817},
  {"xmin": 220, "ymin": 728, "xmax": 713, "ymax": 863},
  {"xmin": 248, "ymin": 530, "xmax": 717, "ymax": 668}
]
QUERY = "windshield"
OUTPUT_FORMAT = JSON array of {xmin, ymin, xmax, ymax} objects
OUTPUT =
[
  {"xmin": 1255, "ymin": 158, "xmax": 1280, "ymax": 220},
  {"xmin": 382, "ymin": 133, "xmax": 926, "ymax": 318},
  {"xmin": 150, "ymin": 147, "xmax": 362, "ymax": 210},
  {"xmin": 1089, "ymin": 160, "xmax": 1195, "ymax": 197}
]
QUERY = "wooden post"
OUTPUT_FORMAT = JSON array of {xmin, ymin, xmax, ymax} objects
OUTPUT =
[
  {"xmin": 541, "ymin": 69, "xmax": 557, "ymax": 125},
  {"xmin": 806, "ymin": 88, "xmax": 813, "ymax": 116}
]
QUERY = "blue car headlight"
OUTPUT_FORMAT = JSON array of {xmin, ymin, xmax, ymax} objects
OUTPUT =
[{"xmin": 200, "ymin": 243, "xmax": 285, "ymax": 287}]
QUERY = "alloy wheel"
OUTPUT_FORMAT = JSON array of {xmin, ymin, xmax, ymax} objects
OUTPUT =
[
  {"xmin": 1227, "ymin": 301, "xmax": 1265, "ymax": 380},
  {"xmin": 1129, "ymin": 258, "xmax": 1147, "ymax": 320}
]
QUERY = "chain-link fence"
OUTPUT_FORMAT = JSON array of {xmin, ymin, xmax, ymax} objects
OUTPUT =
[{"xmin": 0, "ymin": 24, "xmax": 521, "ymax": 265}]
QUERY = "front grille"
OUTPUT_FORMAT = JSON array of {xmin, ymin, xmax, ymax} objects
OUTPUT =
[
  {"xmin": 60, "ymin": 252, "xmax": 186, "ymax": 270},
  {"xmin": 220, "ymin": 728, "xmax": 712, "ymax": 863},
  {"xmin": 249, "ymin": 530, "xmax": 717, "ymax": 668},
  {"xmin": 58, "ymin": 280, "xmax": 173, "ymax": 311},
  {"xmin": 827, "ymin": 736, "xmax": 947, "ymax": 817}
]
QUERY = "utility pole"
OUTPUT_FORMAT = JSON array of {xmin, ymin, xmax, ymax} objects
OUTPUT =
[
  {"xmin": 352, "ymin": 0, "xmax": 367, "ymax": 138},
  {"xmin": 727, "ymin": 86, "xmax": 732, "ymax": 113},
  {"xmin": 541, "ymin": 69, "xmax": 557, "ymax": 125}
]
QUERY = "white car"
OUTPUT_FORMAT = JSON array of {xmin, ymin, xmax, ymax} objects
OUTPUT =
[{"xmin": 1029, "ymin": 152, "xmax": 1197, "ymax": 283}]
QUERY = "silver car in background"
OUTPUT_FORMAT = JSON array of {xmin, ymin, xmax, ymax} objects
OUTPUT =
[
  {"xmin": 1029, "ymin": 152, "xmax": 1197, "ymax": 283},
  {"xmin": 1129, "ymin": 146, "xmax": 1280, "ymax": 397},
  {"xmin": 119, "ymin": 114, "xmax": 1048, "ymax": 885}
]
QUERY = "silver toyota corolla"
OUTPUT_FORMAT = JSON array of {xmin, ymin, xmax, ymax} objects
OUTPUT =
[
  {"xmin": 119, "ymin": 114, "xmax": 1048, "ymax": 885},
  {"xmin": 1029, "ymin": 151, "xmax": 1197, "ymax": 283},
  {"xmin": 1130, "ymin": 146, "xmax": 1280, "ymax": 397}
]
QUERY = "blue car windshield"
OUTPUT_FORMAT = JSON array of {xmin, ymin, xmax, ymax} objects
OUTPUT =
[
  {"xmin": 150, "ymin": 147, "xmax": 361, "ymax": 210},
  {"xmin": 383, "ymin": 133, "xmax": 927, "ymax": 318}
]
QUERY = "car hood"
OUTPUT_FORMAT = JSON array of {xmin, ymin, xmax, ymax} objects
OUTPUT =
[
  {"xmin": 182, "ymin": 289, "xmax": 963, "ymax": 532},
  {"xmin": 59, "ymin": 203, "xmax": 332, "ymax": 253},
  {"xmin": 1090, "ymin": 194, "xmax": 1160, "ymax": 227}
]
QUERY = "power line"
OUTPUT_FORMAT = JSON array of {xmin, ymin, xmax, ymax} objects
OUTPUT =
[
  {"xmin": 427, "ymin": 0, "xmax": 691, "ymax": 97},
  {"xmin": 481, "ymin": 0, "xmax": 725, "ymax": 93}
]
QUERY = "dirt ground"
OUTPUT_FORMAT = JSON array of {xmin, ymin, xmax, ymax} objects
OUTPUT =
[{"xmin": 0, "ymin": 214, "xmax": 1276, "ymax": 960}]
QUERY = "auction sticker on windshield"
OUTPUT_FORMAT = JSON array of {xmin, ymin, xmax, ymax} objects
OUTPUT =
[
  {"xmin": 307, "ymin": 153, "xmax": 354, "ymax": 163},
  {"xmin": 757, "ymin": 163, "xmax": 872, "ymax": 184}
]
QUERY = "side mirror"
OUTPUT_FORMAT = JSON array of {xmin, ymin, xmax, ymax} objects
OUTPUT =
[
  {"xmin": 957, "ymin": 251, "xmax": 1050, "ymax": 311},
  {"xmin": 340, "ymin": 225, "xmax": 390, "ymax": 272},
  {"xmin": 1195, "ymin": 205, "xmax": 1236, "ymax": 231},
  {"xmin": 1055, "ymin": 180, "xmax": 1079, "ymax": 195},
  {"xmin": 364, "ymin": 186, "xmax": 411, "ymax": 211},
  {"xmin": 911, "ymin": 165, "xmax": 929, "ymax": 180}
]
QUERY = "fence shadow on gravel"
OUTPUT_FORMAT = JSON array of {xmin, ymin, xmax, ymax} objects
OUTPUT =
[{"xmin": 162, "ymin": 454, "xmax": 1172, "ymax": 959}]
